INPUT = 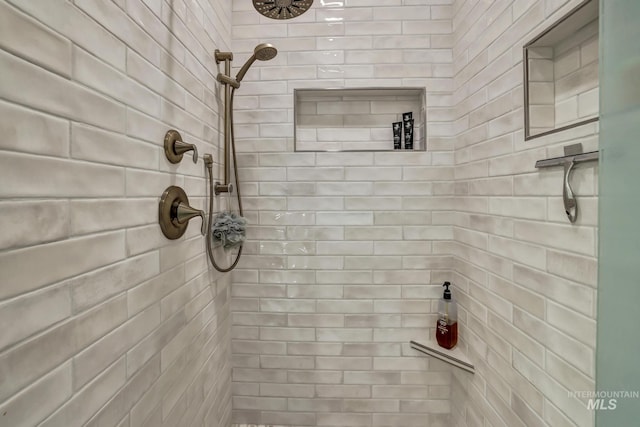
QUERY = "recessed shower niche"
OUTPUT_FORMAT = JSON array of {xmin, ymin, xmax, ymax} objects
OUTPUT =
[
  {"xmin": 294, "ymin": 87, "xmax": 426, "ymax": 152},
  {"xmin": 523, "ymin": 0, "xmax": 599, "ymax": 140}
]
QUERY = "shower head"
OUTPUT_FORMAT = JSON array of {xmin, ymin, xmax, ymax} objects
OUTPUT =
[
  {"xmin": 254, "ymin": 43, "xmax": 278, "ymax": 61},
  {"xmin": 235, "ymin": 43, "xmax": 278, "ymax": 84},
  {"xmin": 253, "ymin": 0, "xmax": 313, "ymax": 20}
]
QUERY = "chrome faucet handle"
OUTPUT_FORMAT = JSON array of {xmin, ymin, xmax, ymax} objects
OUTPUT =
[
  {"xmin": 175, "ymin": 202, "xmax": 206, "ymax": 235},
  {"xmin": 164, "ymin": 129, "xmax": 198, "ymax": 164}
]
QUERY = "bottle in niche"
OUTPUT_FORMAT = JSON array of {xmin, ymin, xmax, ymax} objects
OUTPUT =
[
  {"xmin": 403, "ymin": 112, "xmax": 414, "ymax": 150},
  {"xmin": 392, "ymin": 122, "xmax": 402, "ymax": 150},
  {"xmin": 436, "ymin": 281, "xmax": 458, "ymax": 349}
]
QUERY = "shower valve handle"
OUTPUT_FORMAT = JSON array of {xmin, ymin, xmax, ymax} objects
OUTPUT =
[
  {"xmin": 174, "ymin": 141, "xmax": 198, "ymax": 164},
  {"xmin": 175, "ymin": 202, "xmax": 206, "ymax": 235},
  {"xmin": 159, "ymin": 186, "xmax": 205, "ymax": 240},
  {"xmin": 164, "ymin": 129, "xmax": 198, "ymax": 164}
]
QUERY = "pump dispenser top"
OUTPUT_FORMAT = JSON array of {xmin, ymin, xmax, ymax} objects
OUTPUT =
[
  {"xmin": 443, "ymin": 281, "xmax": 451, "ymax": 299},
  {"xmin": 436, "ymin": 281, "xmax": 458, "ymax": 349}
]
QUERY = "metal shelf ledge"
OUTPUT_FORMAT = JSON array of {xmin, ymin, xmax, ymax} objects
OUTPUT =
[{"xmin": 410, "ymin": 340, "xmax": 475, "ymax": 374}]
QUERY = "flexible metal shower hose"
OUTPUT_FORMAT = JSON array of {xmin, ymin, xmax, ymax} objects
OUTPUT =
[{"xmin": 205, "ymin": 87, "xmax": 243, "ymax": 273}]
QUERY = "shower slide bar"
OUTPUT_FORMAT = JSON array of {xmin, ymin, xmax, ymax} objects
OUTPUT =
[{"xmin": 535, "ymin": 143, "xmax": 599, "ymax": 223}]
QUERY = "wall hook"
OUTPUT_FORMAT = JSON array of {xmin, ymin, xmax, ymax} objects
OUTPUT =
[
  {"xmin": 535, "ymin": 143, "xmax": 599, "ymax": 224},
  {"xmin": 563, "ymin": 160, "xmax": 578, "ymax": 222},
  {"xmin": 164, "ymin": 129, "xmax": 198, "ymax": 164}
]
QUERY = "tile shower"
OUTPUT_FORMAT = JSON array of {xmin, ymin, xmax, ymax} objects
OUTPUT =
[{"xmin": 0, "ymin": 1, "xmax": 598, "ymax": 427}]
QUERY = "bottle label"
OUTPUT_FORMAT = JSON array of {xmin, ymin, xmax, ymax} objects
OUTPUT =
[{"xmin": 437, "ymin": 318, "xmax": 449, "ymax": 334}]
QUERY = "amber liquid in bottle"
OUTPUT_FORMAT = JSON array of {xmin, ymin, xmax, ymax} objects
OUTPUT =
[{"xmin": 436, "ymin": 318, "xmax": 458, "ymax": 349}]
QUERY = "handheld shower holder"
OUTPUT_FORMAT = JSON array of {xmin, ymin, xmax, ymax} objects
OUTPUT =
[
  {"xmin": 214, "ymin": 182, "xmax": 233, "ymax": 195},
  {"xmin": 214, "ymin": 49, "xmax": 233, "ymax": 64}
]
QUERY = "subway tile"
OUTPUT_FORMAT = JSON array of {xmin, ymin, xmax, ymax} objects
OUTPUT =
[
  {"xmin": 0, "ymin": 152, "xmax": 125, "ymax": 199},
  {"xmin": 513, "ymin": 350, "xmax": 592, "ymax": 426},
  {"xmin": 344, "ymin": 256, "xmax": 403, "ymax": 270},
  {"xmin": 74, "ymin": 305, "xmax": 159, "ymax": 388},
  {"xmin": 75, "ymin": 0, "xmax": 160, "ymax": 65},
  {"xmin": 485, "ymin": 274, "xmax": 545, "ymax": 319},
  {"xmin": 546, "ymin": 300, "xmax": 596, "ymax": 347},
  {"xmin": 0, "ymin": 231, "xmax": 126, "ymax": 300},
  {"xmin": 287, "ymin": 285, "xmax": 343, "ymax": 299},
  {"xmin": 260, "ymin": 355, "xmax": 315, "ymax": 370},
  {"xmin": 317, "ymin": 300, "xmax": 373, "ymax": 314},
  {"xmin": 316, "ymin": 182, "xmax": 373, "ymax": 196},
  {"xmin": 40, "ymin": 357, "xmax": 126, "ymax": 427},
  {"xmin": 71, "ymin": 123, "xmax": 159, "ymax": 170},
  {"xmin": 74, "ymin": 47, "xmax": 160, "ymax": 116},
  {"xmin": 260, "ymin": 383, "xmax": 315, "ymax": 398},
  {"xmin": 514, "ymin": 220, "xmax": 595, "ymax": 256},
  {"xmin": 372, "ymin": 385, "xmax": 429, "ymax": 399},
  {"xmin": 0, "ymin": 285, "xmax": 71, "ymax": 352},
  {"xmin": 0, "ymin": 299, "xmax": 115, "ymax": 402},
  {"xmin": 0, "ymin": 200, "xmax": 69, "ymax": 251},
  {"xmin": 513, "ymin": 307, "xmax": 594, "ymax": 377},
  {"xmin": 0, "ymin": 1, "xmax": 72, "ymax": 76},
  {"xmin": 127, "ymin": 265, "xmax": 185, "ymax": 315},
  {"xmin": 233, "ymin": 396, "xmax": 286, "ymax": 411},
  {"xmin": 343, "ymin": 343, "xmax": 402, "ymax": 357},
  {"xmin": 8, "ymin": 0, "xmax": 125, "ymax": 70},
  {"xmin": 0, "ymin": 50, "xmax": 125, "ymax": 132},
  {"xmin": 546, "ymin": 250, "xmax": 597, "ymax": 288},
  {"xmin": 317, "ymin": 240, "xmax": 373, "ymax": 255},
  {"xmin": 0, "ymin": 99, "xmax": 69, "ymax": 157},
  {"xmin": 317, "ymin": 412, "xmax": 371, "ymax": 426},
  {"xmin": 85, "ymin": 355, "xmax": 159, "ymax": 427},
  {"xmin": 0, "ymin": 362, "xmax": 72, "ymax": 427},
  {"xmin": 317, "ymin": 328, "xmax": 373, "ymax": 342},
  {"xmin": 344, "ymin": 285, "xmax": 401, "ymax": 299},
  {"xmin": 260, "ymin": 327, "xmax": 315, "ymax": 342},
  {"xmin": 70, "ymin": 198, "xmax": 155, "ymax": 236},
  {"xmin": 288, "ymin": 370, "xmax": 341, "ymax": 384}
]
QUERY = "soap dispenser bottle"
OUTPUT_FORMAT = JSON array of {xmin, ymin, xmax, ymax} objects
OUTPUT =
[{"xmin": 436, "ymin": 281, "xmax": 458, "ymax": 349}]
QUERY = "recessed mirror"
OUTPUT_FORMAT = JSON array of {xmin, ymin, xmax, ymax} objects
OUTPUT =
[{"xmin": 523, "ymin": 0, "xmax": 599, "ymax": 140}]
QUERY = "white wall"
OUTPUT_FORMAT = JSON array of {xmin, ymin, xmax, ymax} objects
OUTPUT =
[
  {"xmin": 0, "ymin": 0, "xmax": 233, "ymax": 425},
  {"xmin": 0, "ymin": 0, "xmax": 600, "ymax": 426},
  {"xmin": 231, "ymin": 0, "xmax": 598, "ymax": 426},
  {"xmin": 230, "ymin": 0, "xmax": 458, "ymax": 425},
  {"xmin": 451, "ymin": 0, "xmax": 598, "ymax": 426}
]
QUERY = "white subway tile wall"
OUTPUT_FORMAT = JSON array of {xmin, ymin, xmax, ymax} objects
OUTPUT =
[
  {"xmin": 0, "ymin": 0, "xmax": 233, "ymax": 426},
  {"xmin": 231, "ymin": 0, "xmax": 597, "ymax": 426},
  {"xmin": 0, "ymin": 0, "xmax": 599, "ymax": 426},
  {"xmin": 451, "ymin": 1, "xmax": 597, "ymax": 427},
  {"xmin": 230, "ymin": 0, "xmax": 455, "ymax": 425}
]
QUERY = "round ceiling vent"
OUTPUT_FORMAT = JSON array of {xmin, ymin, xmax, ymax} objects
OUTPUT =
[{"xmin": 253, "ymin": 0, "xmax": 313, "ymax": 20}]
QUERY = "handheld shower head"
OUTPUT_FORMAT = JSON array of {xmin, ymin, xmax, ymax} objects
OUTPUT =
[
  {"xmin": 254, "ymin": 43, "xmax": 278, "ymax": 61},
  {"xmin": 235, "ymin": 43, "xmax": 278, "ymax": 84}
]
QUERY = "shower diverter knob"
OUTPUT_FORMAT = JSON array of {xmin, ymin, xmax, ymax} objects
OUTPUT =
[{"xmin": 164, "ymin": 129, "xmax": 198, "ymax": 164}]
